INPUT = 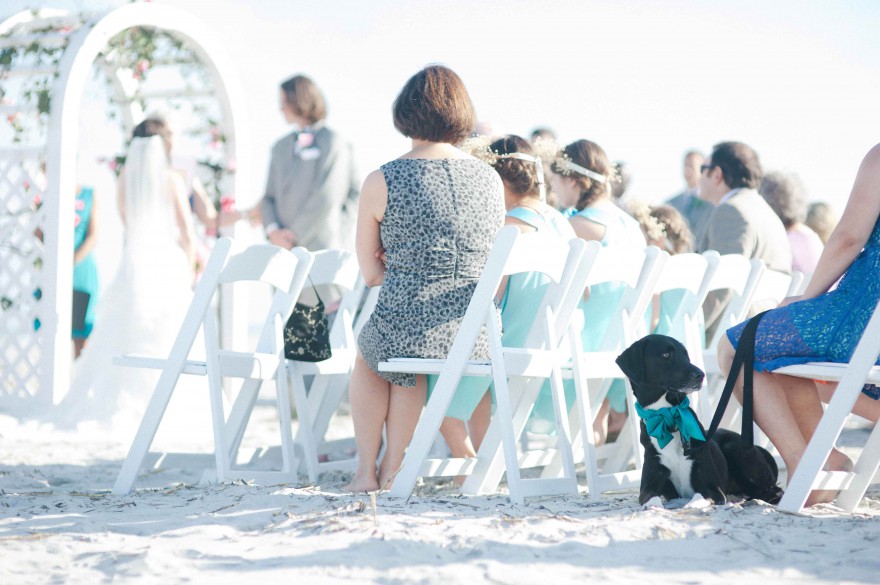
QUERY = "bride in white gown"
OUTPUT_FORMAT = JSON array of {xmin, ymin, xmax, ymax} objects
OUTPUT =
[{"xmin": 55, "ymin": 118, "xmax": 197, "ymax": 430}]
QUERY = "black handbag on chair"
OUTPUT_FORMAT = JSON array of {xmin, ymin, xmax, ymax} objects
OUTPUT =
[{"xmin": 283, "ymin": 283, "xmax": 332, "ymax": 362}]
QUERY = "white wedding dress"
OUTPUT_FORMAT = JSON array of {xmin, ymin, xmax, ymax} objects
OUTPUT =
[{"xmin": 53, "ymin": 137, "xmax": 199, "ymax": 433}]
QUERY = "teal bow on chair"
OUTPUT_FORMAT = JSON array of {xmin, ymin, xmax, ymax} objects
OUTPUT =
[{"xmin": 634, "ymin": 396, "xmax": 706, "ymax": 449}]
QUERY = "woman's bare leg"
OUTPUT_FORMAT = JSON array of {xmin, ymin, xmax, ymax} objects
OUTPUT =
[
  {"xmin": 817, "ymin": 381, "xmax": 880, "ymax": 423},
  {"xmin": 377, "ymin": 375, "xmax": 427, "ymax": 488},
  {"xmin": 440, "ymin": 418, "xmax": 477, "ymax": 459},
  {"xmin": 775, "ymin": 375, "xmax": 852, "ymax": 472},
  {"xmin": 717, "ymin": 338, "xmax": 817, "ymax": 494},
  {"xmin": 345, "ymin": 355, "xmax": 389, "ymax": 492},
  {"xmin": 468, "ymin": 391, "xmax": 493, "ymax": 452},
  {"xmin": 593, "ymin": 398, "xmax": 610, "ymax": 446}
]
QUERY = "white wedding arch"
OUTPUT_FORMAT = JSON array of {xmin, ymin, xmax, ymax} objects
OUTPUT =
[{"xmin": 0, "ymin": 3, "xmax": 249, "ymax": 415}]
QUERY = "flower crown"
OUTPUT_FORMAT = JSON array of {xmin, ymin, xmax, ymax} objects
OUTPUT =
[
  {"xmin": 460, "ymin": 136, "xmax": 547, "ymax": 200},
  {"xmin": 626, "ymin": 200, "xmax": 667, "ymax": 247}
]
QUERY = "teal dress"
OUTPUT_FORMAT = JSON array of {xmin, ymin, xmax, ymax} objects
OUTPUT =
[
  {"xmin": 428, "ymin": 205, "xmax": 575, "ymax": 420},
  {"xmin": 531, "ymin": 203, "xmax": 646, "ymax": 428},
  {"xmin": 72, "ymin": 187, "xmax": 99, "ymax": 339}
]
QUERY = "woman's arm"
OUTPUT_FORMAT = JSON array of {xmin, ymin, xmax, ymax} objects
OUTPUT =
[
  {"xmin": 800, "ymin": 144, "xmax": 880, "ymax": 300},
  {"xmin": 74, "ymin": 190, "xmax": 98, "ymax": 264},
  {"xmin": 169, "ymin": 173, "xmax": 197, "ymax": 271},
  {"xmin": 356, "ymin": 169, "xmax": 388, "ymax": 287}
]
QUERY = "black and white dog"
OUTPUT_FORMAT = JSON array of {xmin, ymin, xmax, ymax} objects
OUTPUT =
[{"xmin": 616, "ymin": 334, "xmax": 784, "ymax": 506}]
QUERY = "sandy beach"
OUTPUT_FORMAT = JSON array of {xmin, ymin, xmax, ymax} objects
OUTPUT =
[{"xmin": 2, "ymin": 406, "xmax": 879, "ymax": 585}]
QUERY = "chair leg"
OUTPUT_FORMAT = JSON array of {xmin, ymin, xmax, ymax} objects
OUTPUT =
[
  {"xmin": 839, "ymin": 421, "xmax": 880, "ymax": 512},
  {"xmin": 205, "ymin": 317, "xmax": 231, "ymax": 482},
  {"xmin": 778, "ymin": 378, "xmax": 862, "ymax": 512},
  {"xmin": 275, "ymin": 370, "xmax": 298, "ymax": 476},
  {"xmin": 287, "ymin": 368, "xmax": 316, "ymax": 483},
  {"xmin": 112, "ymin": 369, "xmax": 185, "ymax": 495}
]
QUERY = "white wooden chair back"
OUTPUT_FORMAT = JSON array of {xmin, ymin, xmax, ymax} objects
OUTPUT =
[
  {"xmin": 705, "ymin": 256, "xmax": 765, "ymax": 353},
  {"xmin": 557, "ymin": 246, "xmax": 668, "ymax": 496},
  {"xmin": 788, "ymin": 271, "xmax": 807, "ymax": 296},
  {"xmin": 750, "ymin": 268, "xmax": 792, "ymax": 311},
  {"xmin": 382, "ymin": 226, "xmax": 595, "ymax": 502},
  {"xmin": 113, "ymin": 240, "xmax": 313, "ymax": 494},
  {"xmin": 286, "ymin": 249, "xmax": 365, "ymax": 482},
  {"xmin": 776, "ymin": 296, "xmax": 880, "ymax": 512}
]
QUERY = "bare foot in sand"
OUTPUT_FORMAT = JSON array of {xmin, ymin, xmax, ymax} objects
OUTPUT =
[
  {"xmin": 804, "ymin": 449, "xmax": 854, "ymax": 506},
  {"xmin": 345, "ymin": 473, "xmax": 379, "ymax": 493}
]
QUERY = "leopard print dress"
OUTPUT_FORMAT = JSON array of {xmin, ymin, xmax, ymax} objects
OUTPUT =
[{"xmin": 358, "ymin": 158, "xmax": 505, "ymax": 387}]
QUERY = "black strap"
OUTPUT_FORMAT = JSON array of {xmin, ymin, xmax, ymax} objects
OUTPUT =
[{"xmin": 706, "ymin": 310, "xmax": 768, "ymax": 447}]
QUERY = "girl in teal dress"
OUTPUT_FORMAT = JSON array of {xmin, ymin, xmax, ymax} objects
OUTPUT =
[
  {"xmin": 541, "ymin": 140, "xmax": 646, "ymax": 442},
  {"xmin": 433, "ymin": 135, "xmax": 576, "ymax": 461},
  {"xmin": 72, "ymin": 186, "xmax": 99, "ymax": 358}
]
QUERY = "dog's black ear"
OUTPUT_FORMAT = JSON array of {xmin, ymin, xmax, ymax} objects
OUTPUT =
[{"xmin": 616, "ymin": 338, "xmax": 647, "ymax": 384}]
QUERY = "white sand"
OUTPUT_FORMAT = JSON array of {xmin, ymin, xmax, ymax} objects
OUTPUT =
[{"xmin": 1, "ymin": 410, "xmax": 879, "ymax": 585}]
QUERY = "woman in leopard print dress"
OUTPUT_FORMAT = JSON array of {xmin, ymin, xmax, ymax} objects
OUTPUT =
[{"xmin": 346, "ymin": 66, "xmax": 505, "ymax": 492}]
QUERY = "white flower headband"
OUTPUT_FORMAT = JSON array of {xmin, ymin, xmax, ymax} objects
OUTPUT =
[
  {"xmin": 460, "ymin": 136, "xmax": 548, "ymax": 201},
  {"xmin": 555, "ymin": 158, "xmax": 607, "ymax": 184},
  {"xmin": 497, "ymin": 152, "xmax": 546, "ymax": 200}
]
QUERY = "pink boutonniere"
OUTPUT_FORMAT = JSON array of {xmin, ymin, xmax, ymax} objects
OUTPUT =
[{"xmin": 295, "ymin": 132, "xmax": 320, "ymax": 160}]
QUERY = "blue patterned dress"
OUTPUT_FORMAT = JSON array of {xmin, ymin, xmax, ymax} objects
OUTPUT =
[{"xmin": 727, "ymin": 213, "xmax": 880, "ymax": 398}]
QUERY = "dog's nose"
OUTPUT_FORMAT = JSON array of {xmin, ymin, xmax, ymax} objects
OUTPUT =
[{"xmin": 691, "ymin": 369, "xmax": 704, "ymax": 383}]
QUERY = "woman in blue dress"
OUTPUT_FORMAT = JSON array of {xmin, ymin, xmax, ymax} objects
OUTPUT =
[
  {"xmin": 435, "ymin": 135, "xmax": 575, "ymax": 462},
  {"xmin": 72, "ymin": 185, "xmax": 99, "ymax": 358},
  {"xmin": 543, "ymin": 140, "xmax": 646, "ymax": 442},
  {"xmin": 721, "ymin": 144, "xmax": 880, "ymax": 506}
]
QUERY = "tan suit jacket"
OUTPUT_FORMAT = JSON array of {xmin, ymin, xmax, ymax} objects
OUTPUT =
[{"xmin": 698, "ymin": 188, "xmax": 792, "ymax": 338}]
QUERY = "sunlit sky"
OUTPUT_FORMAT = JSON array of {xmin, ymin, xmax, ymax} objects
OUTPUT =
[{"xmin": 5, "ymin": 0, "xmax": 880, "ymax": 212}]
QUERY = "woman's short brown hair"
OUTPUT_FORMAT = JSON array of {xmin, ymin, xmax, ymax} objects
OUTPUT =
[
  {"xmin": 281, "ymin": 75, "xmax": 327, "ymax": 124},
  {"xmin": 392, "ymin": 65, "xmax": 476, "ymax": 143}
]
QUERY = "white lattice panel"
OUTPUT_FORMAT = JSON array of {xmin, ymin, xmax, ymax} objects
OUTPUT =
[{"xmin": 0, "ymin": 4, "xmax": 248, "ymax": 416}]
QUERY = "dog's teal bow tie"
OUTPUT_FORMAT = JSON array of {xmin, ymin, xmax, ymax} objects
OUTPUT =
[{"xmin": 634, "ymin": 397, "xmax": 706, "ymax": 449}]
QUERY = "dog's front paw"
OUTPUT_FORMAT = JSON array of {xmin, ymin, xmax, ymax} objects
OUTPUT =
[
  {"xmin": 684, "ymin": 493, "xmax": 712, "ymax": 509},
  {"xmin": 641, "ymin": 496, "xmax": 664, "ymax": 510}
]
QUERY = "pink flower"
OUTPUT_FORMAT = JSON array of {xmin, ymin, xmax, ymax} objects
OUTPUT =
[
  {"xmin": 226, "ymin": 158, "xmax": 237, "ymax": 173},
  {"xmin": 75, "ymin": 199, "xmax": 85, "ymax": 211},
  {"xmin": 7, "ymin": 113, "xmax": 19, "ymax": 125},
  {"xmin": 296, "ymin": 133, "xmax": 314, "ymax": 149},
  {"xmin": 32, "ymin": 192, "xmax": 42, "ymax": 207},
  {"xmin": 220, "ymin": 195, "xmax": 236, "ymax": 213},
  {"xmin": 136, "ymin": 59, "xmax": 150, "ymax": 72},
  {"xmin": 74, "ymin": 214, "xmax": 81, "ymax": 227},
  {"xmin": 109, "ymin": 160, "xmax": 118, "ymax": 172}
]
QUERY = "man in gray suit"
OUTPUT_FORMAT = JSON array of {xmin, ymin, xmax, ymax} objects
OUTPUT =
[
  {"xmin": 261, "ymin": 75, "xmax": 359, "ymax": 251},
  {"xmin": 697, "ymin": 141, "xmax": 792, "ymax": 338}
]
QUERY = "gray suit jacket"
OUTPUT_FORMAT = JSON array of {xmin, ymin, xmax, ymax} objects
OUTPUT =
[
  {"xmin": 260, "ymin": 125, "xmax": 359, "ymax": 251},
  {"xmin": 698, "ymin": 188, "xmax": 792, "ymax": 338}
]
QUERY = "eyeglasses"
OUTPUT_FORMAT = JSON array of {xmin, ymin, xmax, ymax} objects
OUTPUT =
[{"xmin": 700, "ymin": 164, "xmax": 716, "ymax": 174}]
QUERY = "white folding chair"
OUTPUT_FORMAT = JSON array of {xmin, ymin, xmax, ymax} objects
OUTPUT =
[
  {"xmin": 699, "ymin": 255, "xmax": 764, "ymax": 420},
  {"xmin": 112, "ymin": 239, "xmax": 313, "ymax": 494},
  {"xmin": 645, "ymin": 251, "xmax": 717, "ymax": 417},
  {"xmin": 380, "ymin": 227, "xmax": 595, "ymax": 503},
  {"xmin": 559, "ymin": 245, "xmax": 667, "ymax": 496},
  {"xmin": 775, "ymin": 297, "xmax": 880, "ymax": 513},
  {"xmin": 287, "ymin": 249, "xmax": 363, "ymax": 482},
  {"xmin": 788, "ymin": 271, "xmax": 806, "ymax": 297}
]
